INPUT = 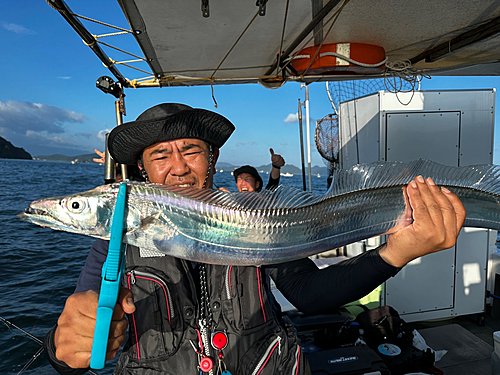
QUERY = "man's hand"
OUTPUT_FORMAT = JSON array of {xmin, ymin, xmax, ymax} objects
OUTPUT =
[
  {"xmin": 270, "ymin": 148, "xmax": 285, "ymax": 180},
  {"xmin": 93, "ymin": 149, "xmax": 106, "ymax": 164},
  {"xmin": 270, "ymin": 148, "xmax": 285, "ymax": 168},
  {"xmin": 379, "ymin": 176, "xmax": 466, "ymax": 268},
  {"xmin": 54, "ymin": 288, "xmax": 136, "ymax": 368}
]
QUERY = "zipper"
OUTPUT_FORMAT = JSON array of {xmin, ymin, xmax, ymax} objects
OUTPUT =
[
  {"xmin": 128, "ymin": 269, "xmax": 175, "ymax": 321},
  {"xmin": 225, "ymin": 265, "xmax": 232, "ymax": 300},
  {"xmin": 291, "ymin": 344, "xmax": 300, "ymax": 375},
  {"xmin": 251, "ymin": 336, "xmax": 281, "ymax": 375}
]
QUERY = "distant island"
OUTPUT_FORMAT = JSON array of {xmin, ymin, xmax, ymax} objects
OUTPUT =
[
  {"xmin": 33, "ymin": 153, "xmax": 97, "ymax": 164},
  {"xmin": 0, "ymin": 136, "xmax": 32, "ymax": 160},
  {"xmin": 0, "ymin": 139, "xmax": 329, "ymax": 177},
  {"xmin": 32, "ymin": 155, "xmax": 329, "ymax": 176},
  {"xmin": 214, "ymin": 161, "xmax": 328, "ymax": 177}
]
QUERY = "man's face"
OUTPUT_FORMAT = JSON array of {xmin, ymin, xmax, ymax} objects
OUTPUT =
[
  {"xmin": 140, "ymin": 138, "xmax": 218, "ymax": 189},
  {"xmin": 236, "ymin": 172, "xmax": 260, "ymax": 192}
]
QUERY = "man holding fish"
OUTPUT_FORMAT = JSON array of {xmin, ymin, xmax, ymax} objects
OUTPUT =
[{"xmin": 43, "ymin": 103, "xmax": 466, "ymax": 374}]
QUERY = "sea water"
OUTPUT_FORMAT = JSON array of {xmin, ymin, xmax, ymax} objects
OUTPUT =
[{"xmin": 0, "ymin": 159, "xmax": 329, "ymax": 374}]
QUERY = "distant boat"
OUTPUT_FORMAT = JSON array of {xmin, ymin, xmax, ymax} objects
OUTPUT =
[
  {"xmin": 317, "ymin": 174, "xmax": 321, "ymax": 178},
  {"xmin": 280, "ymin": 172, "xmax": 293, "ymax": 177}
]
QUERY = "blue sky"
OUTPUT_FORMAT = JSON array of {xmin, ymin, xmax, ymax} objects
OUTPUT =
[{"xmin": 1, "ymin": 1, "xmax": 499, "ymax": 167}]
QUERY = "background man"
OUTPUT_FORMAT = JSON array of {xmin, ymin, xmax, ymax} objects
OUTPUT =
[{"xmin": 233, "ymin": 148, "xmax": 285, "ymax": 192}]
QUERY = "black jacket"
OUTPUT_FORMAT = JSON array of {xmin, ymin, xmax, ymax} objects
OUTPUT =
[{"xmin": 45, "ymin": 240, "xmax": 399, "ymax": 374}]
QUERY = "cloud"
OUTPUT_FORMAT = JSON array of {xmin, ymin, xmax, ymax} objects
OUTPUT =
[
  {"xmin": 0, "ymin": 100, "xmax": 94, "ymax": 155},
  {"xmin": 284, "ymin": 112, "xmax": 316, "ymax": 124},
  {"xmin": 284, "ymin": 113, "xmax": 298, "ymax": 123},
  {"xmin": 97, "ymin": 129, "xmax": 112, "ymax": 142},
  {"xmin": 280, "ymin": 142, "xmax": 288, "ymax": 146},
  {"xmin": 57, "ymin": 76, "xmax": 72, "ymax": 80},
  {"xmin": 0, "ymin": 100, "xmax": 86, "ymax": 135},
  {"xmin": 1, "ymin": 21, "xmax": 35, "ymax": 35}
]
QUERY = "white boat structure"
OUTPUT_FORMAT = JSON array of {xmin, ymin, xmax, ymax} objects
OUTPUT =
[
  {"xmin": 27, "ymin": 1, "xmax": 500, "ymax": 373},
  {"xmin": 280, "ymin": 172, "xmax": 294, "ymax": 177}
]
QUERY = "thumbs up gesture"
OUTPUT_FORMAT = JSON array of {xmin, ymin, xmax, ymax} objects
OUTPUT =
[{"xmin": 270, "ymin": 148, "xmax": 285, "ymax": 168}]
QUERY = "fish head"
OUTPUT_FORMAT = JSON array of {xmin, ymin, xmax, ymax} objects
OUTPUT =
[{"xmin": 18, "ymin": 184, "xmax": 120, "ymax": 238}]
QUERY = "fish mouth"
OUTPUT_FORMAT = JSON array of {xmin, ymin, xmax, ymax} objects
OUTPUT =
[
  {"xmin": 23, "ymin": 206, "xmax": 48, "ymax": 216},
  {"xmin": 18, "ymin": 205, "xmax": 57, "ymax": 227}
]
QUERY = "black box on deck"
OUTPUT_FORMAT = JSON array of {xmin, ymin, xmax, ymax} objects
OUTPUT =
[{"xmin": 305, "ymin": 345, "xmax": 390, "ymax": 375}]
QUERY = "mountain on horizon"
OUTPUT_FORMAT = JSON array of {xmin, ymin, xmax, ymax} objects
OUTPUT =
[
  {"xmin": 0, "ymin": 136, "xmax": 32, "ymax": 160},
  {"xmin": 33, "ymin": 153, "xmax": 97, "ymax": 163},
  {"xmin": 30, "ymin": 152, "xmax": 330, "ymax": 175},
  {"xmin": 216, "ymin": 161, "xmax": 328, "ymax": 176}
]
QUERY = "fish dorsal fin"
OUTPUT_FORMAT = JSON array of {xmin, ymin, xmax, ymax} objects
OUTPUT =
[
  {"xmin": 126, "ymin": 181, "xmax": 322, "ymax": 210},
  {"xmin": 326, "ymin": 159, "xmax": 500, "ymax": 197},
  {"xmin": 124, "ymin": 159, "xmax": 500, "ymax": 212}
]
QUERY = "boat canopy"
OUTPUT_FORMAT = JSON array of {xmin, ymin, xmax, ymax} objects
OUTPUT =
[{"xmin": 49, "ymin": 0, "xmax": 500, "ymax": 90}]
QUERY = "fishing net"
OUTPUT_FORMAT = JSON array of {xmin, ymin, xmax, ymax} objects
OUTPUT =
[
  {"xmin": 315, "ymin": 114, "xmax": 339, "ymax": 164},
  {"xmin": 317, "ymin": 73, "xmax": 427, "ymax": 186},
  {"xmin": 326, "ymin": 75, "xmax": 419, "ymax": 117}
]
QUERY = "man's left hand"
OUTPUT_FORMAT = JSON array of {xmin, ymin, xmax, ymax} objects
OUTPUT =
[
  {"xmin": 270, "ymin": 148, "xmax": 285, "ymax": 168},
  {"xmin": 379, "ymin": 176, "xmax": 466, "ymax": 268}
]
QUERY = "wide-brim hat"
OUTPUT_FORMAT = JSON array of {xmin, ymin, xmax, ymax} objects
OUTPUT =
[
  {"xmin": 233, "ymin": 165, "xmax": 263, "ymax": 192},
  {"xmin": 108, "ymin": 103, "xmax": 235, "ymax": 165}
]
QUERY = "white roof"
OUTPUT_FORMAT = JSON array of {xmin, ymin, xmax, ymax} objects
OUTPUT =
[{"xmin": 53, "ymin": 0, "xmax": 500, "ymax": 89}]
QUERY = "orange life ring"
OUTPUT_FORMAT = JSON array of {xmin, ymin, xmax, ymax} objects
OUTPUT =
[{"xmin": 290, "ymin": 43, "xmax": 386, "ymax": 76}]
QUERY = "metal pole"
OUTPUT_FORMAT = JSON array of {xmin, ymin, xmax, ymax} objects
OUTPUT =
[
  {"xmin": 103, "ymin": 133, "xmax": 115, "ymax": 184},
  {"xmin": 298, "ymin": 99, "xmax": 307, "ymax": 191},
  {"xmin": 301, "ymin": 84, "xmax": 312, "ymax": 192},
  {"xmin": 115, "ymin": 100, "xmax": 128, "ymax": 180}
]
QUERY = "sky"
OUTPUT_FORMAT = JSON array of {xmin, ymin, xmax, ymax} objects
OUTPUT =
[{"xmin": 1, "ymin": 1, "xmax": 500, "ymax": 168}]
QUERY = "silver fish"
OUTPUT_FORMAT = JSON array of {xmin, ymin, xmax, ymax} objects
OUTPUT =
[{"xmin": 18, "ymin": 159, "xmax": 500, "ymax": 265}]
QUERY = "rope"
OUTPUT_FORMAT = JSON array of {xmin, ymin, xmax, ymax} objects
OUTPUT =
[
  {"xmin": 211, "ymin": 82, "xmax": 218, "ymax": 108},
  {"xmin": 384, "ymin": 60, "xmax": 430, "ymax": 105},
  {"xmin": 287, "ymin": 52, "xmax": 388, "ymax": 68},
  {"xmin": 94, "ymin": 31, "xmax": 129, "ymax": 38},
  {"xmin": 319, "ymin": 52, "xmax": 387, "ymax": 67},
  {"xmin": 108, "ymin": 60, "xmax": 155, "ymax": 76},
  {"xmin": 71, "ymin": 13, "xmax": 132, "ymax": 33},
  {"xmin": 96, "ymin": 40, "xmax": 147, "ymax": 61}
]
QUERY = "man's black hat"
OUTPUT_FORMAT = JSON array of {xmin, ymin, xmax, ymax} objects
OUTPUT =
[
  {"xmin": 108, "ymin": 103, "xmax": 235, "ymax": 165},
  {"xmin": 233, "ymin": 165, "xmax": 263, "ymax": 192}
]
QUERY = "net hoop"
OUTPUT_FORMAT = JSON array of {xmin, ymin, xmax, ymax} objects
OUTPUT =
[{"xmin": 315, "ymin": 114, "xmax": 339, "ymax": 163}]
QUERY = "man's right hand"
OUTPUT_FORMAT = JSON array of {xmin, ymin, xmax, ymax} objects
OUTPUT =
[{"xmin": 54, "ymin": 288, "xmax": 136, "ymax": 368}]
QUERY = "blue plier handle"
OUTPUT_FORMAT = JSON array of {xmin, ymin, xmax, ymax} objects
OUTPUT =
[{"xmin": 90, "ymin": 182, "xmax": 127, "ymax": 369}]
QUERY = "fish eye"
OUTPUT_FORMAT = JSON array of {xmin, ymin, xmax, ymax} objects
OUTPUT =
[{"xmin": 67, "ymin": 197, "xmax": 87, "ymax": 214}]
